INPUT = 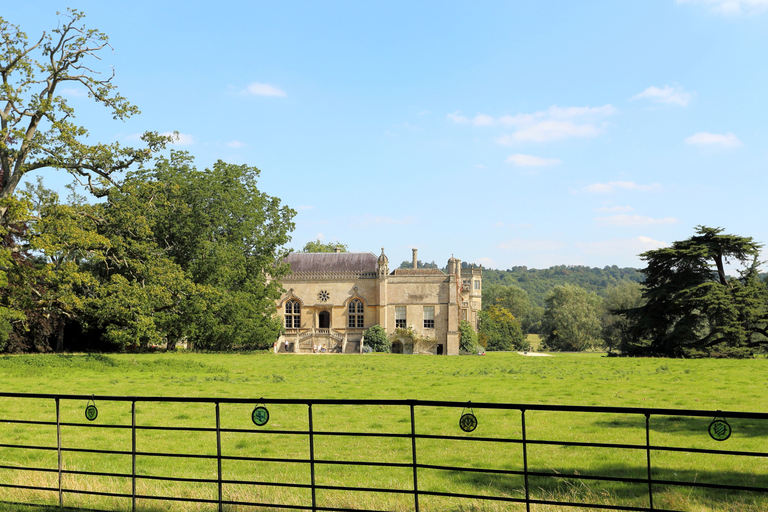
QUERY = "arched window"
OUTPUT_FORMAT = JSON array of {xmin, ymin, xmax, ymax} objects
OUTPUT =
[
  {"xmin": 285, "ymin": 300, "xmax": 301, "ymax": 328},
  {"xmin": 348, "ymin": 299, "xmax": 364, "ymax": 328}
]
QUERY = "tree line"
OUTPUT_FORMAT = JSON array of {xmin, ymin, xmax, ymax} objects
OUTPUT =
[{"xmin": 479, "ymin": 227, "xmax": 768, "ymax": 358}]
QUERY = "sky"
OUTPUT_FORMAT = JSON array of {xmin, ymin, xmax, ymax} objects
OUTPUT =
[{"xmin": 6, "ymin": 1, "xmax": 768, "ymax": 271}]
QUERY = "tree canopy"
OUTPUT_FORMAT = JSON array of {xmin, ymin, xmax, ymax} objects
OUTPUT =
[
  {"xmin": 541, "ymin": 284, "xmax": 603, "ymax": 351},
  {"xmin": 478, "ymin": 305, "xmax": 528, "ymax": 351},
  {"xmin": 0, "ymin": 10, "xmax": 170, "ymax": 212},
  {"xmin": 301, "ymin": 239, "xmax": 348, "ymax": 253},
  {"xmin": 622, "ymin": 226, "xmax": 767, "ymax": 357},
  {"xmin": 3, "ymin": 152, "xmax": 295, "ymax": 352}
]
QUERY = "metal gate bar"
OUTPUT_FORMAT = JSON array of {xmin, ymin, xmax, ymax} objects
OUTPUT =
[{"xmin": 0, "ymin": 393, "xmax": 766, "ymax": 512}]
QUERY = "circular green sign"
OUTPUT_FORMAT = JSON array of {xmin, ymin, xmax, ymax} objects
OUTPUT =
[
  {"xmin": 459, "ymin": 413, "xmax": 477, "ymax": 433},
  {"xmin": 709, "ymin": 419, "xmax": 731, "ymax": 441},
  {"xmin": 85, "ymin": 404, "xmax": 98, "ymax": 422},
  {"xmin": 252, "ymin": 406, "xmax": 269, "ymax": 426}
]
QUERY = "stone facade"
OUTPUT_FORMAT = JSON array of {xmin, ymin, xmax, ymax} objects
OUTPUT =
[{"xmin": 276, "ymin": 248, "xmax": 481, "ymax": 355}]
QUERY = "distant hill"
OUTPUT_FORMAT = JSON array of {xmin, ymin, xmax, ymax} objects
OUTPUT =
[{"xmin": 483, "ymin": 265, "xmax": 644, "ymax": 307}]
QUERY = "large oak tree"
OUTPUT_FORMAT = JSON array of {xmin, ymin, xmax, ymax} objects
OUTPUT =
[{"xmin": 0, "ymin": 10, "xmax": 169, "ymax": 215}]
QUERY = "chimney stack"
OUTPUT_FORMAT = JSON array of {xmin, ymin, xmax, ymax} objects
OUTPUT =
[
  {"xmin": 412, "ymin": 248, "xmax": 418, "ymax": 269},
  {"xmin": 334, "ymin": 246, "xmax": 341, "ymax": 253}
]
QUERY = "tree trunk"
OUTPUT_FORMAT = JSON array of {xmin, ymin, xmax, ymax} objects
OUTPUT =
[{"xmin": 55, "ymin": 322, "xmax": 65, "ymax": 352}]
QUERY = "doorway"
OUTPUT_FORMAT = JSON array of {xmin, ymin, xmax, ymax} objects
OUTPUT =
[{"xmin": 319, "ymin": 311, "xmax": 330, "ymax": 329}]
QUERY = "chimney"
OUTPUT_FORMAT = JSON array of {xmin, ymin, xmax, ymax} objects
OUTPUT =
[
  {"xmin": 412, "ymin": 248, "xmax": 418, "ymax": 269},
  {"xmin": 334, "ymin": 246, "xmax": 341, "ymax": 253}
]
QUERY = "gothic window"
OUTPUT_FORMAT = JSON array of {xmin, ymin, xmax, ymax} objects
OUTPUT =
[
  {"xmin": 395, "ymin": 306, "xmax": 407, "ymax": 329},
  {"xmin": 474, "ymin": 280, "xmax": 481, "ymax": 290},
  {"xmin": 285, "ymin": 300, "xmax": 301, "ymax": 328},
  {"xmin": 348, "ymin": 299, "xmax": 364, "ymax": 328},
  {"xmin": 423, "ymin": 306, "xmax": 435, "ymax": 329}
]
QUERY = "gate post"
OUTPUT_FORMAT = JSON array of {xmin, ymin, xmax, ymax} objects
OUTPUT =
[
  {"xmin": 216, "ymin": 402, "xmax": 223, "ymax": 512},
  {"xmin": 410, "ymin": 403, "xmax": 419, "ymax": 512},
  {"xmin": 131, "ymin": 401, "xmax": 137, "ymax": 512},
  {"xmin": 645, "ymin": 413, "xmax": 654, "ymax": 510},
  {"xmin": 308, "ymin": 403, "xmax": 317, "ymax": 512},
  {"xmin": 56, "ymin": 398, "xmax": 62, "ymax": 508},
  {"xmin": 521, "ymin": 409, "xmax": 530, "ymax": 512}
]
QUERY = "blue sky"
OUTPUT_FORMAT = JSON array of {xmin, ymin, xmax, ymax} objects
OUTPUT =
[{"xmin": 7, "ymin": 1, "xmax": 768, "ymax": 270}]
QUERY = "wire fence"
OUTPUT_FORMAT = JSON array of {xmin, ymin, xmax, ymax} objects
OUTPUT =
[{"xmin": 0, "ymin": 392, "xmax": 767, "ymax": 511}]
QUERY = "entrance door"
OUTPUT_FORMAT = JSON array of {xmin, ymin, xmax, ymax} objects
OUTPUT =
[
  {"xmin": 392, "ymin": 341, "xmax": 403, "ymax": 354},
  {"xmin": 437, "ymin": 344, "xmax": 444, "ymax": 355},
  {"xmin": 319, "ymin": 311, "xmax": 330, "ymax": 329}
]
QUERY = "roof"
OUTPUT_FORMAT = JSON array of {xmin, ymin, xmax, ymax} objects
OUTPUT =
[
  {"xmin": 285, "ymin": 252, "xmax": 379, "ymax": 273},
  {"xmin": 391, "ymin": 268, "xmax": 446, "ymax": 276}
]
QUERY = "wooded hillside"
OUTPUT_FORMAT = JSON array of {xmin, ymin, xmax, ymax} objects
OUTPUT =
[{"xmin": 482, "ymin": 265, "xmax": 644, "ymax": 307}]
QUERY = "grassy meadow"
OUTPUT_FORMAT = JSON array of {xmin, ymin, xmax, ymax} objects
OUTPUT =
[{"xmin": 0, "ymin": 349, "xmax": 767, "ymax": 512}]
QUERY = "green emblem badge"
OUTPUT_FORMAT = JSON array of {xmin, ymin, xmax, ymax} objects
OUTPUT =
[
  {"xmin": 85, "ymin": 398, "xmax": 98, "ymax": 422},
  {"xmin": 709, "ymin": 417, "xmax": 731, "ymax": 442},
  {"xmin": 459, "ymin": 403, "xmax": 477, "ymax": 433},
  {"xmin": 459, "ymin": 413, "xmax": 477, "ymax": 432},
  {"xmin": 252, "ymin": 406, "xmax": 269, "ymax": 426}
]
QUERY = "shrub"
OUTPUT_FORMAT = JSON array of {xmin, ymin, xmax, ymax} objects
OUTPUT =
[
  {"xmin": 363, "ymin": 325, "xmax": 390, "ymax": 352},
  {"xmin": 479, "ymin": 306, "xmax": 528, "ymax": 351},
  {"xmin": 459, "ymin": 321, "xmax": 479, "ymax": 353}
]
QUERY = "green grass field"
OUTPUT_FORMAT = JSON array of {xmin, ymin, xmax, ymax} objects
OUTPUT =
[{"xmin": 0, "ymin": 350, "xmax": 767, "ymax": 512}]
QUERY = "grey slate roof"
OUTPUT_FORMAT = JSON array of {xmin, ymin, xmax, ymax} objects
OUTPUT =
[{"xmin": 285, "ymin": 252, "xmax": 379, "ymax": 273}]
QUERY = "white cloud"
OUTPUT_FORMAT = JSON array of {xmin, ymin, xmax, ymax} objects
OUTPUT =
[
  {"xmin": 226, "ymin": 140, "xmax": 246, "ymax": 148},
  {"xmin": 315, "ymin": 233, "xmax": 325, "ymax": 241},
  {"xmin": 472, "ymin": 114, "xmax": 496, "ymax": 126},
  {"xmin": 242, "ymin": 82, "xmax": 287, "ymax": 97},
  {"xmin": 594, "ymin": 205, "xmax": 634, "ymax": 213},
  {"xmin": 474, "ymin": 164, "xmax": 487, "ymax": 169},
  {"xmin": 447, "ymin": 111, "xmax": 469, "ymax": 123},
  {"xmin": 583, "ymin": 181, "xmax": 661, "ymax": 193},
  {"xmin": 632, "ymin": 85, "xmax": 694, "ymax": 106},
  {"xmin": 501, "ymin": 105, "xmax": 615, "ymax": 143},
  {"xmin": 505, "ymin": 154, "xmax": 562, "ymax": 167},
  {"xmin": 162, "ymin": 132, "xmax": 195, "ymax": 146},
  {"xmin": 677, "ymin": 0, "xmax": 768, "ymax": 14},
  {"xmin": 685, "ymin": 132, "xmax": 743, "ymax": 148},
  {"xmin": 497, "ymin": 239, "xmax": 566, "ymax": 251},
  {"xmin": 575, "ymin": 236, "xmax": 669, "ymax": 256},
  {"xmin": 449, "ymin": 104, "xmax": 616, "ymax": 143},
  {"xmin": 595, "ymin": 214, "xmax": 678, "ymax": 226}
]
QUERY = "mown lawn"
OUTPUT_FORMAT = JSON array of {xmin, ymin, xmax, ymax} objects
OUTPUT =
[{"xmin": 0, "ymin": 351, "xmax": 766, "ymax": 511}]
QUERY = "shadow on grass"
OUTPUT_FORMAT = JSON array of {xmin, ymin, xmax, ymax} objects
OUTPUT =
[
  {"xmin": 436, "ymin": 463, "xmax": 768, "ymax": 510},
  {"xmin": 593, "ymin": 415, "xmax": 768, "ymax": 440}
]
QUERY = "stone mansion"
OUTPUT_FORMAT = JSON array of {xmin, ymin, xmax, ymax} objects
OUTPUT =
[{"xmin": 275, "ymin": 248, "xmax": 481, "ymax": 355}]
